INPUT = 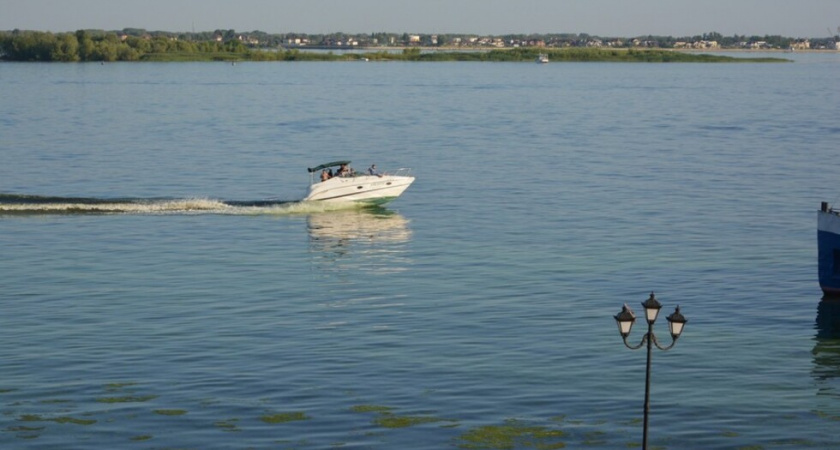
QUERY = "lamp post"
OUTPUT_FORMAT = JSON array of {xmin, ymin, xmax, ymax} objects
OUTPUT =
[{"xmin": 614, "ymin": 292, "xmax": 687, "ymax": 450}]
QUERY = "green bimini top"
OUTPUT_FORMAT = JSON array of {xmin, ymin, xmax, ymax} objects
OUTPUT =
[{"xmin": 307, "ymin": 161, "xmax": 351, "ymax": 173}]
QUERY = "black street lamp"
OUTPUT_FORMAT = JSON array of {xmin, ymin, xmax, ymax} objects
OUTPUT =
[{"xmin": 614, "ymin": 292, "xmax": 687, "ymax": 450}]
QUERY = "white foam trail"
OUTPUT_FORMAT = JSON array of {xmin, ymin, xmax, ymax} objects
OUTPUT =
[
  {"xmin": 0, "ymin": 198, "xmax": 227, "ymax": 214},
  {"xmin": 0, "ymin": 197, "xmax": 369, "ymax": 216}
]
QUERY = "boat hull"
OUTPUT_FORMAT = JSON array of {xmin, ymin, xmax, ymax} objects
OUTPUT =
[
  {"xmin": 303, "ymin": 174, "xmax": 414, "ymax": 204},
  {"xmin": 818, "ymin": 207, "xmax": 840, "ymax": 296}
]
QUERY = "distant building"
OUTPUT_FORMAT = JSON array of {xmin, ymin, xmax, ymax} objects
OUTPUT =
[
  {"xmin": 789, "ymin": 40, "xmax": 811, "ymax": 50},
  {"xmin": 674, "ymin": 40, "xmax": 718, "ymax": 49},
  {"xmin": 744, "ymin": 41, "xmax": 769, "ymax": 49}
]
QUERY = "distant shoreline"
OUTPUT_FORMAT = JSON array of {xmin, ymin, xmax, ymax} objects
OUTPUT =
[
  {"xmin": 674, "ymin": 47, "xmax": 839, "ymax": 53},
  {"xmin": 0, "ymin": 30, "xmax": 796, "ymax": 63},
  {"xmin": 296, "ymin": 45, "xmax": 836, "ymax": 54},
  {"xmin": 378, "ymin": 46, "xmax": 838, "ymax": 53}
]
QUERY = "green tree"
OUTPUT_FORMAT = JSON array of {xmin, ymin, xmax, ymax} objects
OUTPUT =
[
  {"xmin": 19, "ymin": 31, "xmax": 56, "ymax": 61},
  {"xmin": 126, "ymin": 36, "xmax": 151, "ymax": 54},
  {"xmin": 224, "ymin": 39, "xmax": 246, "ymax": 52},
  {"xmin": 173, "ymin": 39, "xmax": 197, "ymax": 53},
  {"xmin": 116, "ymin": 43, "xmax": 139, "ymax": 61},
  {"xmin": 150, "ymin": 36, "xmax": 169, "ymax": 53},
  {"xmin": 91, "ymin": 40, "xmax": 118, "ymax": 61},
  {"xmin": 76, "ymin": 30, "xmax": 94, "ymax": 61},
  {"xmin": 51, "ymin": 33, "xmax": 79, "ymax": 61}
]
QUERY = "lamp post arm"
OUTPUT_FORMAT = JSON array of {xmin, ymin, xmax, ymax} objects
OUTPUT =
[
  {"xmin": 651, "ymin": 332, "xmax": 679, "ymax": 351},
  {"xmin": 621, "ymin": 332, "xmax": 648, "ymax": 350}
]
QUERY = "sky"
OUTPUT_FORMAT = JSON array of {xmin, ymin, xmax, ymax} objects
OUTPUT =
[{"xmin": 2, "ymin": 0, "xmax": 840, "ymax": 38}]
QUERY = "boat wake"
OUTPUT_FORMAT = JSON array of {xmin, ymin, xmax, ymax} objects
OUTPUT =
[{"xmin": 0, "ymin": 193, "xmax": 367, "ymax": 216}]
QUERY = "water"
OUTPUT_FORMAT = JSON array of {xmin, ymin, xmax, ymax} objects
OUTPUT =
[{"xmin": 1, "ymin": 53, "xmax": 840, "ymax": 449}]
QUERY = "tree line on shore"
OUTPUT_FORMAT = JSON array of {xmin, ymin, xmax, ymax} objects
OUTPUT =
[
  {"xmin": 0, "ymin": 29, "xmax": 792, "ymax": 63},
  {"xmin": 0, "ymin": 30, "xmax": 248, "ymax": 62}
]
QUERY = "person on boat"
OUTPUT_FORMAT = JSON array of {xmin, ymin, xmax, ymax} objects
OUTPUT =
[
  {"xmin": 368, "ymin": 164, "xmax": 382, "ymax": 177},
  {"xmin": 338, "ymin": 164, "xmax": 351, "ymax": 177},
  {"xmin": 320, "ymin": 169, "xmax": 331, "ymax": 182}
]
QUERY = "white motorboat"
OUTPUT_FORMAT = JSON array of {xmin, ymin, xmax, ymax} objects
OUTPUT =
[
  {"xmin": 536, "ymin": 53, "xmax": 549, "ymax": 63},
  {"xmin": 303, "ymin": 161, "xmax": 414, "ymax": 205}
]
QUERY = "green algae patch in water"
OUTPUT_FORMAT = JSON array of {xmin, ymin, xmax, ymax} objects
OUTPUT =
[
  {"xmin": 351, "ymin": 404, "xmax": 458, "ymax": 429},
  {"xmin": 7, "ymin": 425, "xmax": 45, "ymax": 439},
  {"xmin": 154, "ymin": 409, "xmax": 187, "ymax": 416},
  {"xmin": 20, "ymin": 415, "xmax": 96, "ymax": 426},
  {"xmin": 214, "ymin": 418, "xmax": 241, "ymax": 432},
  {"xmin": 350, "ymin": 404, "xmax": 394, "ymax": 414},
  {"xmin": 581, "ymin": 430, "xmax": 607, "ymax": 446},
  {"xmin": 53, "ymin": 416, "xmax": 97, "ymax": 426},
  {"xmin": 19, "ymin": 414, "xmax": 44, "ymax": 422},
  {"xmin": 815, "ymin": 410, "xmax": 840, "ymax": 421},
  {"xmin": 373, "ymin": 413, "xmax": 450, "ymax": 429},
  {"xmin": 260, "ymin": 412, "xmax": 310, "ymax": 424},
  {"xmin": 7, "ymin": 426, "xmax": 45, "ymax": 432},
  {"xmin": 456, "ymin": 419, "xmax": 566, "ymax": 449},
  {"xmin": 96, "ymin": 395, "xmax": 158, "ymax": 403}
]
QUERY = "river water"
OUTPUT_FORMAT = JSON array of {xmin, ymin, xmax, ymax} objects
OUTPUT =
[{"xmin": 1, "ymin": 52, "xmax": 840, "ymax": 449}]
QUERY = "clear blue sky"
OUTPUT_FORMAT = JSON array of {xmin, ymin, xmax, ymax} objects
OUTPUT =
[{"xmin": 3, "ymin": 0, "xmax": 840, "ymax": 38}]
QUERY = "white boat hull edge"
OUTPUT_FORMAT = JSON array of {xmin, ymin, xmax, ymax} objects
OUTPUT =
[{"xmin": 304, "ymin": 174, "xmax": 415, "ymax": 204}]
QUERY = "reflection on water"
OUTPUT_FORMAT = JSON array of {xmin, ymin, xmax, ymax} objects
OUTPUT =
[
  {"xmin": 816, "ymin": 298, "xmax": 840, "ymax": 338},
  {"xmin": 307, "ymin": 207, "xmax": 412, "ymax": 273},
  {"xmin": 813, "ymin": 299, "xmax": 840, "ymax": 400}
]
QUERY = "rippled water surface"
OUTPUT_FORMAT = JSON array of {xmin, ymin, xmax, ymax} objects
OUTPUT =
[{"xmin": 2, "ymin": 53, "xmax": 840, "ymax": 449}]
